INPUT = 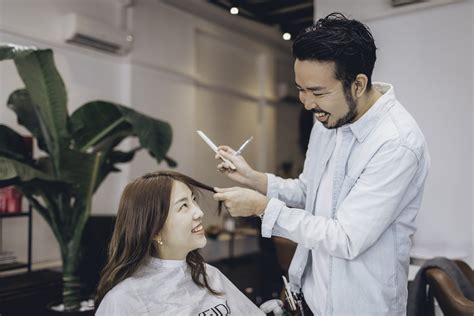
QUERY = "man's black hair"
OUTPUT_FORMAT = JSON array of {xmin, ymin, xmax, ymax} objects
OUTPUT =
[{"xmin": 292, "ymin": 12, "xmax": 377, "ymax": 91}]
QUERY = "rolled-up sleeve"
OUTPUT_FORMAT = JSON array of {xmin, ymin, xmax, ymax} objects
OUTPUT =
[
  {"xmin": 262, "ymin": 143, "xmax": 420, "ymax": 260},
  {"xmin": 266, "ymin": 173, "xmax": 308, "ymax": 208},
  {"xmin": 262, "ymin": 170, "xmax": 309, "ymax": 239},
  {"xmin": 261, "ymin": 198, "xmax": 284, "ymax": 238}
]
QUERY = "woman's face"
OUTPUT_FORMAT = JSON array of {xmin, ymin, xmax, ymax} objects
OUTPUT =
[{"xmin": 157, "ymin": 180, "xmax": 206, "ymax": 259}]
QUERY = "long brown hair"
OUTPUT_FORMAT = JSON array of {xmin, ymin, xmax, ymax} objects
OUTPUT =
[{"xmin": 95, "ymin": 171, "xmax": 222, "ymax": 307}]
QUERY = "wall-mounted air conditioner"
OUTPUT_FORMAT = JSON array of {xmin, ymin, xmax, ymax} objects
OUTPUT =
[
  {"xmin": 62, "ymin": 13, "xmax": 132, "ymax": 55},
  {"xmin": 391, "ymin": 0, "xmax": 423, "ymax": 6}
]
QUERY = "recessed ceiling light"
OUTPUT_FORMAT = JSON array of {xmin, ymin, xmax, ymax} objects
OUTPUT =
[
  {"xmin": 230, "ymin": 7, "xmax": 239, "ymax": 15},
  {"xmin": 282, "ymin": 32, "xmax": 291, "ymax": 41}
]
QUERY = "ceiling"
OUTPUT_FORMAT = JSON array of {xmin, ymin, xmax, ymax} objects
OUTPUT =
[{"xmin": 206, "ymin": 0, "xmax": 314, "ymax": 39}]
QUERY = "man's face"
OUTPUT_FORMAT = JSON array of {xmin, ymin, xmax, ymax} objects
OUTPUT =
[{"xmin": 294, "ymin": 59, "xmax": 358, "ymax": 129}]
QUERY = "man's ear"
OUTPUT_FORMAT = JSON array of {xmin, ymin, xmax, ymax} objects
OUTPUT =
[{"xmin": 353, "ymin": 74, "xmax": 368, "ymax": 98}]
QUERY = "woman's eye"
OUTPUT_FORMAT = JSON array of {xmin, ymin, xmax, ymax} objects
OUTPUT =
[
  {"xmin": 180, "ymin": 203, "xmax": 188, "ymax": 210},
  {"xmin": 313, "ymin": 92, "xmax": 324, "ymax": 97}
]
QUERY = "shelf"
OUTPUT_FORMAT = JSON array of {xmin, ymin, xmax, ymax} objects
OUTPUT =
[
  {"xmin": 0, "ymin": 212, "xmax": 30, "ymax": 218},
  {"xmin": 0, "ymin": 262, "xmax": 28, "ymax": 272},
  {"xmin": 0, "ymin": 206, "xmax": 32, "ymax": 273}
]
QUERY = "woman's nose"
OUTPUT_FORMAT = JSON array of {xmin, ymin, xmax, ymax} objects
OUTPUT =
[{"xmin": 193, "ymin": 206, "xmax": 204, "ymax": 220}]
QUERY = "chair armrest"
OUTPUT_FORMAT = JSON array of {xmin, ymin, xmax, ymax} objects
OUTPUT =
[
  {"xmin": 425, "ymin": 268, "xmax": 474, "ymax": 315},
  {"xmin": 455, "ymin": 260, "xmax": 474, "ymax": 286}
]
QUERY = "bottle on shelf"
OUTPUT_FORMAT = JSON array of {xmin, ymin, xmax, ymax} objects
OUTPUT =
[{"xmin": 0, "ymin": 187, "xmax": 23, "ymax": 213}]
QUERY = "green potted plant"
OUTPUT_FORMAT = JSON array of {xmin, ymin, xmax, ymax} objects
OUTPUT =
[{"xmin": 0, "ymin": 44, "xmax": 176, "ymax": 313}]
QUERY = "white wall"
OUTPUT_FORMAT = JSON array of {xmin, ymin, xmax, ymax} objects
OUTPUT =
[
  {"xmin": 316, "ymin": 0, "xmax": 474, "ymax": 265},
  {"xmin": 469, "ymin": 0, "xmax": 473, "ymax": 264},
  {"xmin": 0, "ymin": 0, "xmax": 298, "ymax": 266},
  {"xmin": 127, "ymin": 0, "xmax": 288, "ymax": 225}
]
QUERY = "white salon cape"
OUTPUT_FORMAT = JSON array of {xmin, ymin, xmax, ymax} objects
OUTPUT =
[{"xmin": 95, "ymin": 257, "xmax": 264, "ymax": 316}]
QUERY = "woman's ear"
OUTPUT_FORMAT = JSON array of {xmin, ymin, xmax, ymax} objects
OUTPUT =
[{"xmin": 353, "ymin": 74, "xmax": 368, "ymax": 98}]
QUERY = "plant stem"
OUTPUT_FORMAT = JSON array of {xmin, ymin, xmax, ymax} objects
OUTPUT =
[{"xmin": 62, "ymin": 241, "xmax": 81, "ymax": 311}]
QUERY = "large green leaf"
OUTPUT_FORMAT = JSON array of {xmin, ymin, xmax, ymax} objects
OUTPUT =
[
  {"xmin": 64, "ymin": 149, "xmax": 101, "ymax": 250},
  {"xmin": 118, "ymin": 106, "xmax": 172, "ymax": 163},
  {"xmin": 59, "ymin": 149, "xmax": 102, "ymax": 198},
  {"xmin": 70, "ymin": 101, "xmax": 175, "ymax": 191},
  {"xmin": 0, "ymin": 45, "xmax": 70, "ymax": 174},
  {"xmin": 7, "ymin": 89, "xmax": 49, "ymax": 152},
  {"xmin": 0, "ymin": 44, "xmax": 35, "ymax": 59},
  {"xmin": 70, "ymin": 101, "xmax": 133, "ymax": 189},
  {"xmin": 0, "ymin": 156, "xmax": 55, "ymax": 184},
  {"xmin": 163, "ymin": 156, "xmax": 177, "ymax": 167},
  {"xmin": 70, "ymin": 100, "xmax": 173, "ymax": 163},
  {"xmin": 69, "ymin": 101, "xmax": 129, "ymax": 150},
  {"xmin": 0, "ymin": 125, "xmax": 32, "ymax": 163}
]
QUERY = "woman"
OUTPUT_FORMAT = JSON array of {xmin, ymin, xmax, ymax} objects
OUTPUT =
[{"xmin": 95, "ymin": 171, "xmax": 264, "ymax": 315}]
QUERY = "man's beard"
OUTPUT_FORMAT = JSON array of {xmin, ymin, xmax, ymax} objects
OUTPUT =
[{"xmin": 324, "ymin": 87, "xmax": 358, "ymax": 129}]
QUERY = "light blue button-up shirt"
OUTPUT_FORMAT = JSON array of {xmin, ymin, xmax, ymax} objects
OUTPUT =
[{"xmin": 261, "ymin": 83, "xmax": 430, "ymax": 315}]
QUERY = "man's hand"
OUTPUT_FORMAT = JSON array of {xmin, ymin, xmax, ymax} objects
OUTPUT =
[
  {"xmin": 213, "ymin": 186, "xmax": 269, "ymax": 217},
  {"xmin": 215, "ymin": 146, "xmax": 268, "ymax": 193},
  {"xmin": 215, "ymin": 146, "xmax": 255, "ymax": 186}
]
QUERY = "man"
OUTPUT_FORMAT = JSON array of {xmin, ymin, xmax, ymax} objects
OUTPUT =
[{"xmin": 213, "ymin": 12, "xmax": 430, "ymax": 316}]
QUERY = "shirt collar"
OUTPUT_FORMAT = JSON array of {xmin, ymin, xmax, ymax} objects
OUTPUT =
[
  {"xmin": 345, "ymin": 82, "xmax": 396, "ymax": 142},
  {"xmin": 150, "ymin": 257, "xmax": 186, "ymax": 268}
]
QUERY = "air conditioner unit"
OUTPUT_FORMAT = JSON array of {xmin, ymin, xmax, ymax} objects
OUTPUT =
[
  {"xmin": 62, "ymin": 13, "xmax": 132, "ymax": 55},
  {"xmin": 391, "ymin": 0, "xmax": 423, "ymax": 6}
]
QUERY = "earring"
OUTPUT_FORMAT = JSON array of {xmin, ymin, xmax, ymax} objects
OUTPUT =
[{"xmin": 157, "ymin": 237, "xmax": 163, "ymax": 245}]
